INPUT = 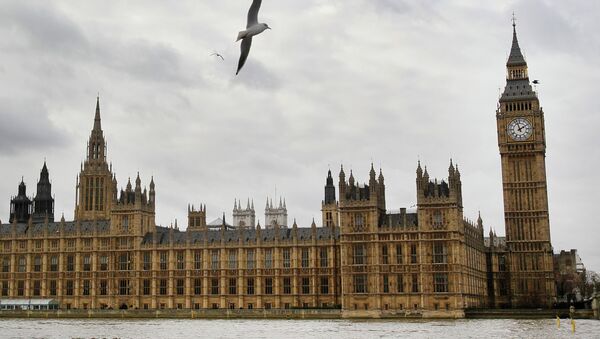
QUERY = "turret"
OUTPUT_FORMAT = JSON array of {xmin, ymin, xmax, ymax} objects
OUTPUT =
[
  {"xmin": 135, "ymin": 172, "xmax": 142, "ymax": 194},
  {"xmin": 9, "ymin": 178, "xmax": 32, "ymax": 223},
  {"xmin": 338, "ymin": 165, "xmax": 346, "ymax": 197},
  {"xmin": 369, "ymin": 163, "xmax": 377, "ymax": 192},
  {"xmin": 324, "ymin": 169, "xmax": 336, "ymax": 204},
  {"xmin": 33, "ymin": 161, "xmax": 55, "ymax": 223},
  {"xmin": 149, "ymin": 176, "xmax": 155, "ymax": 204}
]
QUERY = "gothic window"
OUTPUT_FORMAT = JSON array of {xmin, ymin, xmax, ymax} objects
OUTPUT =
[
  {"xmin": 320, "ymin": 277, "xmax": 329, "ymax": 294},
  {"xmin": 381, "ymin": 245, "xmax": 389, "ymax": 264},
  {"xmin": 319, "ymin": 247, "xmax": 328, "ymax": 268},
  {"xmin": 228, "ymin": 250, "xmax": 237, "ymax": 269},
  {"xmin": 99, "ymin": 280, "xmax": 108, "ymax": 295},
  {"xmin": 122, "ymin": 215, "xmax": 129, "ymax": 231},
  {"xmin": 49, "ymin": 280, "xmax": 57, "ymax": 296},
  {"xmin": 396, "ymin": 244, "xmax": 403, "ymax": 264},
  {"xmin": 498, "ymin": 256, "xmax": 506, "ymax": 271},
  {"xmin": 383, "ymin": 275, "xmax": 389, "ymax": 293},
  {"xmin": 18, "ymin": 256, "xmax": 26, "ymax": 272},
  {"xmin": 410, "ymin": 244, "xmax": 418, "ymax": 264},
  {"xmin": 283, "ymin": 277, "xmax": 291, "ymax": 294},
  {"xmin": 301, "ymin": 248, "xmax": 309, "ymax": 268},
  {"xmin": 412, "ymin": 274, "xmax": 419, "ymax": 293},
  {"xmin": 228, "ymin": 278, "xmax": 237, "ymax": 295},
  {"xmin": 353, "ymin": 214, "xmax": 364, "ymax": 231},
  {"xmin": 194, "ymin": 278, "xmax": 202, "ymax": 295},
  {"xmin": 1, "ymin": 281, "xmax": 9, "ymax": 296},
  {"xmin": 99, "ymin": 255, "xmax": 108, "ymax": 271},
  {"xmin": 143, "ymin": 279, "xmax": 151, "ymax": 295},
  {"xmin": 432, "ymin": 242, "xmax": 448, "ymax": 264},
  {"xmin": 16, "ymin": 280, "xmax": 25, "ymax": 296},
  {"xmin": 2, "ymin": 257, "xmax": 10, "ymax": 272},
  {"xmin": 49, "ymin": 256, "xmax": 58, "ymax": 272},
  {"xmin": 194, "ymin": 251, "xmax": 202, "ymax": 270},
  {"xmin": 301, "ymin": 277, "xmax": 310, "ymax": 294},
  {"xmin": 143, "ymin": 252, "xmax": 152, "ymax": 270},
  {"xmin": 83, "ymin": 280, "xmax": 91, "ymax": 296},
  {"xmin": 160, "ymin": 251, "xmax": 169, "ymax": 270},
  {"xmin": 434, "ymin": 273, "xmax": 448, "ymax": 293},
  {"xmin": 432, "ymin": 210, "xmax": 444, "ymax": 229},
  {"xmin": 119, "ymin": 253, "xmax": 130, "ymax": 271},
  {"xmin": 353, "ymin": 244, "xmax": 366, "ymax": 265},
  {"xmin": 247, "ymin": 278, "xmax": 255, "ymax": 295},
  {"xmin": 176, "ymin": 279, "xmax": 185, "ymax": 295},
  {"xmin": 264, "ymin": 277, "xmax": 273, "ymax": 294},
  {"xmin": 176, "ymin": 251, "xmax": 185, "ymax": 270},
  {"xmin": 264, "ymin": 249, "xmax": 273, "ymax": 269},
  {"xmin": 119, "ymin": 279, "xmax": 129, "ymax": 295},
  {"xmin": 211, "ymin": 250, "xmax": 219, "ymax": 270},
  {"xmin": 33, "ymin": 280, "xmax": 41, "ymax": 296},
  {"xmin": 211, "ymin": 278, "xmax": 219, "ymax": 295},
  {"xmin": 246, "ymin": 249, "xmax": 255, "ymax": 269},
  {"xmin": 33, "ymin": 256, "xmax": 42, "ymax": 272},
  {"xmin": 397, "ymin": 274, "xmax": 404, "ymax": 293},
  {"xmin": 159, "ymin": 279, "xmax": 168, "ymax": 295},
  {"xmin": 283, "ymin": 248, "xmax": 291, "ymax": 268},
  {"xmin": 353, "ymin": 274, "xmax": 367, "ymax": 293},
  {"xmin": 65, "ymin": 280, "xmax": 74, "ymax": 296},
  {"xmin": 83, "ymin": 254, "xmax": 91, "ymax": 271}
]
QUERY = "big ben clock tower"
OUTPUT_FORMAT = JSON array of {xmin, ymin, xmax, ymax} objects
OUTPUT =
[{"xmin": 496, "ymin": 20, "xmax": 555, "ymax": 307}]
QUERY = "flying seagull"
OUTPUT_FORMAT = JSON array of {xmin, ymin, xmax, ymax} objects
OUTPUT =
[
  {"xmin": 211, "ymin": 52, "xmax": 224, "ymax": 61},
  {"xmin": 236, "ymin": 0, "xmax": 270, "ymax": 75},
  {"xmin": 532, "ymin": 80, "xmax": 540, "ymax": 84}
]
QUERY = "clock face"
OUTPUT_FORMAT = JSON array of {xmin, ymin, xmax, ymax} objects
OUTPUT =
[{"xmin": 507, "ymin": 118, "xmax": 533, "ymax": 141}]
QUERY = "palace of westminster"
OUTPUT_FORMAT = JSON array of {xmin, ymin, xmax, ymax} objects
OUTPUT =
[{"xmin": 0, "ymin": 24, "xmax": 559, "ymax": 317}]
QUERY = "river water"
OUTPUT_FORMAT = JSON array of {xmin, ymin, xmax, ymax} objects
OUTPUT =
[{"xmin": 0, "ymin": 318, "xmax": 599, "ymax": 338}]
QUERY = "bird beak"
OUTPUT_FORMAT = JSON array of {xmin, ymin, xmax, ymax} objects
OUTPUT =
[{"xmin": 267, "ymin": 26, "xmax": 271, "ymax": 29}]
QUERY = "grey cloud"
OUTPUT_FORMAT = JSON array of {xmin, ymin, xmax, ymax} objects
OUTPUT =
[
  {"xmin": 0, "ymin": 1, "xmax": 89, "ymax": 56},
  {"xmin": 0, "ymin": 99, "xmax": 68, "ymax": 155}
]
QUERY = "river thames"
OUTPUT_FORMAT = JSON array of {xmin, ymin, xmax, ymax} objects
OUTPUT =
[{"xmin": 0, "ymin": 318, "xmax": 599, "ymax": 338}]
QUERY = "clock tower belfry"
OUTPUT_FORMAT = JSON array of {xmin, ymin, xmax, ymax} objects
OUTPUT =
[{"xmin": 496, "ymin": 21, "xmax": 555, "ymax": 307}]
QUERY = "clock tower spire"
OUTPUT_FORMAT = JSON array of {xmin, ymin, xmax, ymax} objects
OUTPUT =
[{"xmin": 496, "ymin": 20, "xmax": 555, "ymax": 308}]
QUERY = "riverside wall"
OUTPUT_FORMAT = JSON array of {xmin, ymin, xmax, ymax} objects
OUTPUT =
[{"xmin": 0, "ymin": 308, "xmax": 596, "ymax": 320}]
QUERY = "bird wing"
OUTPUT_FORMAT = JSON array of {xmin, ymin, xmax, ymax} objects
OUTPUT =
[
  {"xmin": 247, "ymin": 0, "xmax": 262, "ymax": 28},
  {"xmin": 236, "ymin": 37, "xmax": 253, "ymax": 75}
]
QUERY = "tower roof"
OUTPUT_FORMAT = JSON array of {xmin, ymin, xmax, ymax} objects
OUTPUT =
[
  {"xmin": 93, "ymin": 96, "xmax": 102, "ymax": 131},
  {"xmin": 507, "ymin": 21, "xmax": 527, "ymax": 67}
]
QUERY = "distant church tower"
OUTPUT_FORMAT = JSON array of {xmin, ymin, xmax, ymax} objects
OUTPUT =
[
  {"xmin": 496, "ymin": 21, "xmax": 555, "ymax": 307},
  {"xmin": 265, "ymin": 197, "xmax": 287, "ymax": 228},
  {"xmin": 32, "ymin": 161, "xmax": 54, "ymax": 223},
  {"xmin": 74, "ymin": 97, "xmax": 117, "ymax": 221},
  {"xmin": 9, "ymin": 179, "xmax": 32, "ymax": 223},
  {"xmin": 233, "ymin": 198, "xmax": 255, "ymax": 229}
]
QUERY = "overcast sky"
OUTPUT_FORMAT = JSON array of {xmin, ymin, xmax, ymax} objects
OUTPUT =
[{"xmin": 1, "ymin": 1, "xmax": 599, "ymax": 270}]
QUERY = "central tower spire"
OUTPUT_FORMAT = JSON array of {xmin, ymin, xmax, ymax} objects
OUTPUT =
[{"xmin": 75, "ymin": 96, "xmax": 115, "ymax": 221}]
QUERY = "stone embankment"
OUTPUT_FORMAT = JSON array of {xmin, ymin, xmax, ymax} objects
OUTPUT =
[{"xmin": 465, "ymin": 308, "xmax": 595, "ymax": 319}]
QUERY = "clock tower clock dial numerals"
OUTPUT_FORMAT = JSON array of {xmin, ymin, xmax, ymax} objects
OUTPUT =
[{"xmin": 507, "ymin": 118, "xmax": 532, "ymax": 141}]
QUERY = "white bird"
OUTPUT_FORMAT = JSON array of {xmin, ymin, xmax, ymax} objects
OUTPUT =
[
  {"xmin": 236, "ymin": 0, "xmax": 270, "ymax": 75},
  {"xmin": 210, "ymin": 52, "xmax": 224, "ymax": 61}
]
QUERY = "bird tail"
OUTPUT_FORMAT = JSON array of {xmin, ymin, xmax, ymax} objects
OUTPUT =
[{"xmin": 236, "ymin": 31, "xmax": 246, "ymax": 42}]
